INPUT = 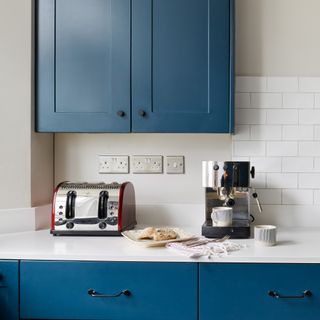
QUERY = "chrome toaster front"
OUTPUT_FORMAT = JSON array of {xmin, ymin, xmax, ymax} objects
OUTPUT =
[{"xmin": 51, "ymin": 182, "xmax": 136, "ymax": 236}]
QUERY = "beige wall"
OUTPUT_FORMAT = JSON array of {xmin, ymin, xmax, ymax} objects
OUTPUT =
[
  {"xmin": 236, "ymin": 0, "xmax": 320, "ymax": 76},
  {"xmin": 0, "ymin": 0, "xmax": 53, "ymax": 209}
]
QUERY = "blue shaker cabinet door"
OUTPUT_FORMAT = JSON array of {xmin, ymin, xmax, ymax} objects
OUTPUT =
[
  {"xmin": 200, "ymin": 263, "xmax": 320, "ymax": 320},
  {"xmin": 36, "ymin": 0, "xmax": 131, "ymax": 132},
  {"xmin": 132, "ymin": 0, "xmax": 234, "ymax": 133},
  {"xmin": 0, "ymin": 260, "xmax": 19, "ymax": 320}
]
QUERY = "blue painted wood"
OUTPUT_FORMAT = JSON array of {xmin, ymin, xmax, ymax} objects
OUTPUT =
[
  {"xmin": 132, "ymin": 0, "xmax": 233, "ymax": 133},
  {"xmin": 36, "ymin": 0, "xmax": 131, "ymax": 132},
  {"xmin": 0, "ymin": 260, "xmax": 19, "ymax": 320},
  {"xmin": 199, "ymin": 263, "xmax": 320, "ymax": 320},
  {"xmin": 20, "ymin": 261, "xmax": 197, "ymax": 320}
]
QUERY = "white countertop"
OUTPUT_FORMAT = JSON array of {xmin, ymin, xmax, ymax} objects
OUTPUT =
[{"xmin": 0, "ymin": 228, "xmax": 319, "ymax": 263}]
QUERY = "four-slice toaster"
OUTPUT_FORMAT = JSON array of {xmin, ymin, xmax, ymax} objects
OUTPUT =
[{"xmin": 51, "ymin": 182, "xmax": 136, "ymax": 236}]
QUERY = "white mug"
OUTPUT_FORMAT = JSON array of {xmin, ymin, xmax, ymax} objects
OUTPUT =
[
  {"xmin": 211, "ymin": 207, "xmax": 233, "ymax": 227},
  {"xmin": 254, "ymin": 225, "xmax": 277, "ymax": 246}
]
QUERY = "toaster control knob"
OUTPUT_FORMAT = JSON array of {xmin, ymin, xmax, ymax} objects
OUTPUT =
[
  {"xmin": 66, "ymin": 222, "xmax": 74, "ymax": 229},
  {"xmin": 99, "ymin": 222, "xmax": 107, "ymax": 230}
]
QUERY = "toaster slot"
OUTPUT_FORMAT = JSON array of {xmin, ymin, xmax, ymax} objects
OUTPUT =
[
  {"xmin": 98, "ymin": 191, "xmax": 109, "ymax": 219},
  {"xmin": 65, "ymin": 191, "xmax": 76, "ymax": 219}
]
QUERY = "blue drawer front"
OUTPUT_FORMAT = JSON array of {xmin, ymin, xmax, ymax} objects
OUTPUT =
[
  {"xmin": 20, "ymin": 261, "xmax": 197, "ymax": 320},
  {"xmin": 200, "ymin": 263, "xmax": 320, "ymax": 320},
  {"xmin": 0, "ymin": 260, "xmax": 19, "ymax": 320}
]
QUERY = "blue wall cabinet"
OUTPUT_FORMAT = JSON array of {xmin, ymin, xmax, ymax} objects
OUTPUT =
[
  {"xmin": 132, "ymin": 0, "xmax": 234, "ymax": 133},
  {"xmin": 20, "ymin": 261, "xmax": 197, "ymax": 320},
  {"xmin": 36, "ymin": 0, "xmax": 234, "ymax": 133},
  {"xmin": 199, "ymin": 263, "xmax": 320, "ymax": 320},
  {"xmin": 36, "ymin": 0, "xmax": 131, "ymax": 132},
  {"xmin": 0, "ymin": 260, "xmax": 19, "ymax": 320}
]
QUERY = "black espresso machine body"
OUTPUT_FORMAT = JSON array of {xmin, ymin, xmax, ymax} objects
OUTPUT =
[
  {"xmin": 202, "ymin": 161, "xmax": 262, "ymax": 239},
  {"xmin": 51, "ymin": 182, "xmax": 136, "ymax": 236}
]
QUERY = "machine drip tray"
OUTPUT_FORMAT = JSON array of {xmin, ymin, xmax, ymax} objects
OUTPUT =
[{"xmin": 202, "ymin": 220, "xmax": 251, "ymax": 239}]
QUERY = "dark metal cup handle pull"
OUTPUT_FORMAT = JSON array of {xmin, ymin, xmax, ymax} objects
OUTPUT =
[
  {"xmin": 268, "ymin": 290, "xmax": 312, "ymax": 299},
  {"xmin": 88, "ymin": 288, "xmax": 131, "ymax": 298}
]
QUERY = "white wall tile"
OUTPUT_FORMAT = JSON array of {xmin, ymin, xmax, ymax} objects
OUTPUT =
[
  {"xmin": 233, "ymin": 141, "xmax": 266, "ymax": 157},
  {"xmin": 267, "ymin": 173, "xmax": 298, "ymax": 188},
  {"xmin": 299, "ymin": 110, "xmax": 320, "ymax": 124},
  {"xmin": 299, "ymin": 77, "xmax": 320, "ymax": 92},
  {"xmin": 282, "ymin": 157, "xmax": 314, "ymax": 173},
  {"xmin": 251, "ymin": 125, "xmax": 282, "ymax": 140},
  {"xmin": 252, "ymin": 189, "xmax": 282, "ymax": 205},
  {"xmin": 282, "ymin": 125, "xmax": 314, "ymax": 140},
  {"xmin": 267, "ymin": 142, "xmax": 298, "ymax": 156},
  {"xmin": 314, "ymin": 190, "xmax": 320, "ymax": 205},
  {"xmin": 251, "ymin": 93, "xmax": 282, "ymax": 108},
  {"xmin": 314, "ymin": 158, "xmax": 320, "ymax": 171},
  {"xmin": 267, "ymin": 77, "xmax": 298, "ymax": 92},
  {"xmin": 235, "ymin": 93, "xmax": 250, "ymax": 108},
  {"xmin": 233, "ymin": 125, "xmax": 250, "ymax": 141},
  {"xmin": 299, "ymin": 142, "xmax": 320, "ymax": 156},
  {"xmin": 315, "ymin": 94, "xmax": 320, "ymax": 108},
  {"xmin": 283, "ymin": 93, "xmax": 314, "ymax": 108},
  {"xmin": 282, "ymin": 189, "xmax": 313, "ymax": 205},
  {"xmin": 236, "ymin": 77, "xmax": 267, "ymax": 93},
  {"xmin": 299, "ymin": 173, "xmax": 320, "ymax": 188},
  {"xmin": 266, "ymin": 109, "xmax": 298, "ymax": 124},
  {"xmin": 251, "ymin": 173, "xmax": 266, "ymax": 188},
  {"xmin": 235, "ymin": 109, "xmax": 266, "ymax": 125},
  {"xmin": 314, "ymin": 126, "xmax": 320, "ymax": 140},
  {"xmin": 250, "ymin": 157, "xmax": 282, "ymax": 173}
]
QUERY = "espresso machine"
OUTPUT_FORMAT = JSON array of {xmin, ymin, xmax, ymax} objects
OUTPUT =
[{"xmin": 202, "ymin": 161, "xmax": 262, "ymax": 239}]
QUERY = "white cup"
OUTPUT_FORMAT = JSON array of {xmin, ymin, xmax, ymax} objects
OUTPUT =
[
  {"xmin": 254, "ymin": 225, "xmax": 277, "ymax": 246},
  {"xmin": 211, "ymin": 207, "xmax": 233, "ymax": 227}
]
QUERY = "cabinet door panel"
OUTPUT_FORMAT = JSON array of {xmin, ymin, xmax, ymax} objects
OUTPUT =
[
  {"xmin": 132, "ymin": 0, "xmax": 233, "ymax": 132},
  {"xmin": 20, "ymin": 261, "xmax": 197, "ymax": 320},
  {"xmin": 0, "ymin": 260, "xmax": 19, "ymax": 320},
  {"xmin": 36, "ymin": 0, "xmax": 131, "ymax": 132},
  {"xmin": 200, "ymin": 263, "xmax": 320, "ymax": 320}
]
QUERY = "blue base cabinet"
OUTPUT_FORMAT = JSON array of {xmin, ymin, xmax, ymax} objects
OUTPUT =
[
  {"xmin": 36, "ymin": 0, "xmax": 234, "ymax": 133},
  {"xmin": 20, "ymin": 261, "xmax": 197, "ymax": 320},
  {"xmin": 199, "ymin": 263, "xmax": 320, "ymax": 320},
  {"xmin": 0, "ymin": 260, "xmax": 19, "ymax": 320}
]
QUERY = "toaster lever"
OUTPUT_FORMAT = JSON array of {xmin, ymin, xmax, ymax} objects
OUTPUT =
[
  {"xmin": 98, "ymin": 191, "xmax": 109, "ymax": 219},
  {"xmin": 66, "ymin": 191, "xmax": 76, "ymax": 219}
]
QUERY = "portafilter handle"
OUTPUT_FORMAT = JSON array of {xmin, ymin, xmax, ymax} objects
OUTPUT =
[{"xmin": 252, "ymin": 190, "xmax": 263, "ymax": 212}]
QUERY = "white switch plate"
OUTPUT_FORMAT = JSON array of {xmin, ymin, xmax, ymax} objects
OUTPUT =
[
  {"xmin": 99, "ymin": 155, "xmax": 129, "ymax": 173},
  {"xmin": 132, "ymin": 155, "xmax": 163, "ymax": 174},
  {"xmin": 166, "ymin": 156, "xmax": 185, "ymax": 174}
]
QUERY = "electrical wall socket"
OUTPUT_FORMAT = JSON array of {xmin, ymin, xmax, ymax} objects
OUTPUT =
[
  {"xmin": 99, "ymin": 155, "xmax": 129, "ymax": 173},
  {"xmin": 166, "ymin": 156, "xmax": 185, "ymax": 174},
  {"xmin": 132, "ymin": 155, "xmax": 163, "ymax": 174}
]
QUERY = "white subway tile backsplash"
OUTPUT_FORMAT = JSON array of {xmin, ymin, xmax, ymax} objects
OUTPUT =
[
  {"xmin": 250, "ymin": 157, "xmax": 282, "ymax": 173},
  {"xmin": 252, "ymin": 189, "xmax": 282, "ymax": 205},
  {"xmin": 267, "ymin": 173, "xmax": 298, "ymax": 188},
  {"xmin": 236, "ymin": 77, "xmax": 267, "ymax": 93},
  {"xmin": 282, "ymin": 189, "xmax": 313, "ymax": 205},
  {"xmin": 315, "ymin": 94, "xmax": 320, "ymax": 108},
  {"xmin": 283, "ymin": 93, "xmax": 314, "ymax": 108},
  {"xmin": 299, "ymin": 142, "xmax": 320, "ymax": 156},
  {"xmin": 251, "ymin": 93, "xmax": 282, "ymax": 108},
  {"xmin": 235, "ymin": 93, "xmax": 250, "ymax": 108},
  {"xmin": 266, "ymin": 109, "xmax": 298, "ymax": 124},
  {"xmin": 233, "ymin": 125, "xmax": 250, "ymax": 141},
  {"xmin": 282, "ymin": 157, "xmax": 314, "ymax": 173},
  {"xmin": 299, "ymin": 110, "xmax": 320, "ymax": 124},
  {"xmin": 233, "ymin": 141, "xmax": 266, "ymax": 157},
  {"xmin": 250, "ymin": 125, "xmax": 282, "ymax": 140},
  {"xmin": 314, "ymin": 190, "xmax": 320, "ymax": 205},
  {"xmin": 267, "ymin": 77, "xmax": 298, "ymax": 92},
  {"xmin": 299, "ymin": 173, "xmax": 320, "ymax": 188},
  {"xmin": 299, "ymin": 77, "xmax": 320, "ymax": 92},
  {"xmin": 267, "ymin": 142, "xmax": 298, "ymax": 157},
  {"xmin": 282, "ymin": 125, "xmax": 314, "ymax": 140},
  {"xmin": 314, "ymin": 126, "xmax": 320, "ymax": 140},
  {"xmin": 314, "ymin": 158, "xmax": 320, "ymax": 171},
  {"xmin": 235, "ymin": 109, "xmax": 267, "ymax": 125},
  {"xmin": 251, "ymin": 173, "xmax": 266, "ymax": 188}
]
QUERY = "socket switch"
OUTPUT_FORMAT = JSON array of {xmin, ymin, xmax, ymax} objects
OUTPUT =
[
  {"xmin": 99, "ymin": 155, "xmax": 129, "ymax": 173},
  {"xmin": 166, "ymin": 156, "xmax": 185, "ymax": 174},
  {"xmin": 132, "ymin": 155, "xmax": 163, "ymax": 174}
]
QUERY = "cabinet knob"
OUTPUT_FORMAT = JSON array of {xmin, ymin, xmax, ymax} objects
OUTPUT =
[
  {"xmin": 117, "ymin": 110, "xmax": 125, "ymax": 117},
  {"xmin": 139, "ymin": 110, "xmax": 146, "ymax": 117}
]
